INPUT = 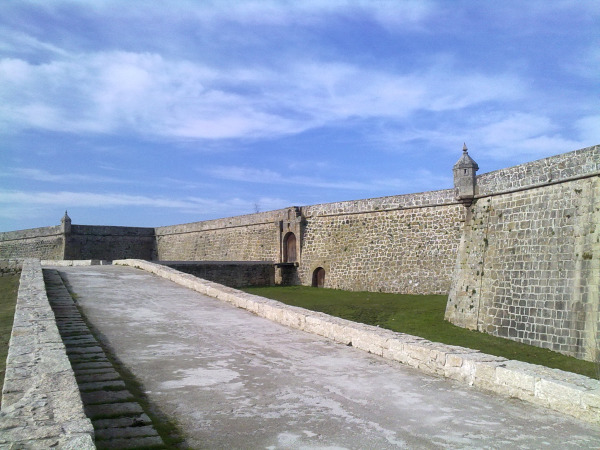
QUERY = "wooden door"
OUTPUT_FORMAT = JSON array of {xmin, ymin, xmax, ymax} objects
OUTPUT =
[
  {"xmin": 284, "ymin": 232, "xmax": 297, "ymax": 263},
  {"xmin": 312, "ymin": 267, "xmax": 325, "ymax": 287}
]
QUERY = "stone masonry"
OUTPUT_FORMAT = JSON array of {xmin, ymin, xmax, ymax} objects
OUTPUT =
[{"xmin": 299, "ymin": 194, "xmax": 464, "ymax": 294}]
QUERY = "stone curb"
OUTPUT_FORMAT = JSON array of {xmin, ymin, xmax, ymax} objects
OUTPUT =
[
  {"xmin": 41, "ymin": 259, "xmax": 111, "ymax": 267},
  {"xmin": 0, "ymin": 259, "xmax": 95, "ymax": 449},
  {"xmin": 115, "ymin": 258, "xmax": 600, "ymax": 425}
]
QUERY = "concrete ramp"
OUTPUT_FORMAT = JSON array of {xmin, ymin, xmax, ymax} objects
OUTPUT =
[{"xmin": 54, "ymin": 265, "xmax": 600, "ymax": 449}]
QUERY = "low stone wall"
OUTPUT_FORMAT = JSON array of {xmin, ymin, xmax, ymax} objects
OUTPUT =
[
  {"xmin": 157, "ymin": 261, "xmax": 275, "ymax": 288},
  {"xmin": 115, "ymin": 259, "xmax": 600, "ymax": 425},
  {"xmin": 41, "ymin": 259, "xmax": 112, "ymax": 267},
  {"xmin": 0, "ymin": 259, "xmax": 95, "ymax": 449}
]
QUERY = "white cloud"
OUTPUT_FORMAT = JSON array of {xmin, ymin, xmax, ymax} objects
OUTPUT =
[
  {"xmin": 470, "ymin": 113, "xmax": 585, "ymax": 161},
  {"xmin": 574, "ymin": 115, "xmax": 600, "ymax": 145},
  {"xmin": 205, "ymin": 165, "xmax": 451, "ymax": 192},
  {"xmin": 0, "ymin": 189, "xmax": 292, "ymax": 221},
  {"xmin": 207, "ymin": 165, "xmax": 372, "ymax": 190},
  {"xmin": 0, "ymin": 49, "xmax": 525, "ymax": 141},
  {"xmin": 93, "ymin": 0, "xmax": 435, "ymax": 29},
  {"xmin": 2, "ymin": 168, "xmax": 130, "ymax": 185}
]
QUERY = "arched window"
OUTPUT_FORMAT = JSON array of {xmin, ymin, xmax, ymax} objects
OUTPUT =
[
  {"xmin": 283, "ymin": 232, "xmax": 297, "ymax": 263},
  {"xmin": 312, "ymin": 267, "xmax": 325, "ymax": 288}
]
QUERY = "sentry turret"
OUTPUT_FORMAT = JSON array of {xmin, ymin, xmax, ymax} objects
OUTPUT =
[{"xmin": 453, "ymin": 143, "xmax": 479, "ymax": 206}]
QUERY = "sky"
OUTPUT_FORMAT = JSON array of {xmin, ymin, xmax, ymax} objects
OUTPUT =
[{"xmin": 1, "ymin": 1, "xmax": 599, "ymax": 232}]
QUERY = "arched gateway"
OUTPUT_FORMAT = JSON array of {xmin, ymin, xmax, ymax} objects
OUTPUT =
[{"xmin": 312, "ymin": 267, "xmax": 325, "ymax": 288}]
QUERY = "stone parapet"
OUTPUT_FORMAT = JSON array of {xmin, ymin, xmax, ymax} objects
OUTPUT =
[
  {"xmin": 155, "ymin": 209, "xmax": 287, "ymax": 235},
  {"xmin": 41, "ymin": 259, "xmax": 112, "ymax": 267},
  {"xmin": 302, "ymin": 189, "xmax": 457, "ymax": 218},
  {"xmin": 0, "ymin": 259, "xmax": 95, "ymax": 449},
  {"xmin": 476, "ymin": 145, "xmax": 600, "ymax": 197},
  {"xmin": 115, "ymin": 259, "xmax": 600, "ymax": 425}
]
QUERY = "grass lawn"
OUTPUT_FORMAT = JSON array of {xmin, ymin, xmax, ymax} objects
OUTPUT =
[
  {"xmin": 0, "ymin": 274, "xmax": 20, "ymax": 401},
  {"xmin": 243, "ymin": 285, "xmax": 597, "ymax": 379}
]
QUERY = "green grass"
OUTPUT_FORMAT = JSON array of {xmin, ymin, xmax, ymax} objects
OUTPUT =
[
  {"xmin": 243, "ymin": 286, "xmax": 597, "ymax": 379},
  {"xmin": 0, "ymin": 274, "xmax": 20, "ymax": 403}
]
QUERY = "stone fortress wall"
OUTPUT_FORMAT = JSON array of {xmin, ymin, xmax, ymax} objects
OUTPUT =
[
  {"xmin": 0, "ymin": 144, "xmax": 598, "ymax": 361},
  {"xmin": 0, "ymin": 221, "xmax": 154, "ymax": 262},
  {"xmin": 299, "ymin": 190, "xmax": 464, "ymax": 294},
  {"xmin": 447, "ymin": 145, "xmax": 600, "ymax": 361},
  {"xmin": 0, "ymin": 224, "xmax": 65, "ymax": 260},
  {"xmin": 154, "ymin": 209, "xmax": 284, "ymax": 262},
  {"xmin": 65, "ymin": 225, "xmax": 155, "ymax": 261}
]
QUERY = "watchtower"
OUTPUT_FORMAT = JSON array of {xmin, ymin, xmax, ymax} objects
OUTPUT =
[
  {"xmin": 453, "ymin": 143, "xmax": 479, "ymax": 206},
  {"xmin": 60, "ymin": 210, "xmax": 72, "ymax": 234}
]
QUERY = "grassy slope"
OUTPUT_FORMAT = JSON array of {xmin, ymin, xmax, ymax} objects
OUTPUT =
[
  {"xmin": 0, "ymin": 274, "xmax": 20, "ymax": 401},
  {"xmin": 243, "ymin": 286, "xmax": 596, "ymax": 379}
]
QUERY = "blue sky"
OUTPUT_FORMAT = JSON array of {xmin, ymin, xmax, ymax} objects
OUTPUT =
[{"xmin": 1, "ymin": 1, "xmax": 598, "ymax": 231}]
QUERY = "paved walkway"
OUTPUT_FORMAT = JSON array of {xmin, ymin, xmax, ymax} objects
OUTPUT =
[{"xmin": 56, "ymin": 265, "xmax": 600, "ymax": 449}]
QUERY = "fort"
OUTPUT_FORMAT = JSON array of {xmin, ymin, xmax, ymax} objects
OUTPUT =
[{"xmin": 1, "ymin": 144, "xmax": 599, "ymax": 362}]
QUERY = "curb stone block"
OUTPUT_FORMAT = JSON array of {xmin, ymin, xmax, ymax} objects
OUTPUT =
[
  {"xmin": 495, "ymin": 362, "xmax": 536, "ymax": 400},
  {"xmin": 535, "ymin": 378, "xmax": 584, "ymax": 417},
  {"xmin": 281, "ymin": 309, "xmax": 306, "ymax": 330},
  {"xmin": 350, "ymin": 327, "xmax": 387, "ymax": 356},
  {"xmin": 453, "ymin": 353, "xmax": 507, "ymax": 386},
  {"xmin": 582, "ymin": 390, "xmax": 600, "ymax": 410},
  {"xmin": 329, "ymin": 322, "xmax": 352, "ymax": 345}
]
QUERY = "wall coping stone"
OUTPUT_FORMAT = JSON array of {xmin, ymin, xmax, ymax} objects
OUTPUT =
[
  {"xmin": 0, "ymin": 225, "xmax": 63, "ymax": 242},
  {"xmin": 0, "ymin": 259, "xmax": 95, "ymax": 449},
  {"xmin": 476, "ymin": 144, "xmax": 599, "ymax": 197},
  {"xmin": 41, "ymin": 259, "xmax": 112, "ymax": 266},
  {"xmin": 114, "ymin": 259, "xmax": 600, "ymax": 425},
  {"xmin": 157, "ymin": 260, "xmax": 274, "ymax": 265},
  {"xmin": 155, "ymin": 208, "xmax": 288, "ymax": 236}
]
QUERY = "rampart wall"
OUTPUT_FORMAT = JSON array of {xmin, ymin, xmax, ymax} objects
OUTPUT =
[
  {"xmin": 154, "ymin": 210, "xmax": 283, "ymax": 261},
  {"xmin": 299, "ymin": 190, "xmax": 464, "ymax": 294},
  {"xmin": 65, "ymin": 225, "xmax": 155, "ymax": 261},
  {"xmin": 447, "ymin": 145, "xmax": 600, "ymax": 361},
  {"xmin": 0, "ymin": 225, "xmax": 64, "ymax": 260}
]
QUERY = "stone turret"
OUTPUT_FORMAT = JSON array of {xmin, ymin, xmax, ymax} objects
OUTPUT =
[
  {"xmin": 453, "ymin": 143, "xmax": 479, "ymax": 206},
  {"xmin": 60, "ymin": 210, "xmax": 71, "ymax": 234}
]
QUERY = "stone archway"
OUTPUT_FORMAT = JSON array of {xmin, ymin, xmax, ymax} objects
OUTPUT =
[
  {"xmin": 312, "ymin": 267, "xmax": 325, "ymax": 288},
  {"xmin": 283, "ymin": 232, "xmax": 297, "ymax": 263}
]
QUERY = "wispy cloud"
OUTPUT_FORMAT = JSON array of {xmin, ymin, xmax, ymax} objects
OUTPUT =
[
  {"xmin": 2, "ymin": 168, "xmax": 128, "ymax": 184},
  {"xmin": 471, "ymin": 113, "xmax": 587, "ymax": 160},
  {"xmin": 205, "ymin": 165, "xmax": 451, "ymax": 193},
  {"xmin": 0, "ymin": 189, "xmax": 292, "ymax": 221},
  {"xmin": 0, "ymin": 50, "xmax": 525, "ymax": 141},
  {"xmin": 0, "ymin": 1, "xmax": 597, "ymax": 231}
]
